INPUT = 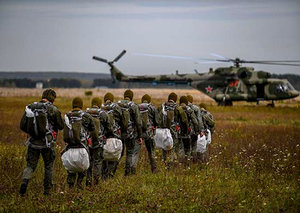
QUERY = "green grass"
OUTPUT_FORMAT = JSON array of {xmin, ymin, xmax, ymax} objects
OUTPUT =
[{"xmin": 0, "ymin": 97, "xmax": 300, "ymax": 212}]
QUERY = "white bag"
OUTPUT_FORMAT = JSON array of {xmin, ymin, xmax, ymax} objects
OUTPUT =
[
  {"xmin": 206, "ymin": 129, "xmax": 212, "ymax": 145},
  {"xmin": 154, "ymin": 128, "xmax": 173, "ymax": 150},
  {"xmin": 103, "ymin": 138, "xmax": 123, "ymax": 161},
  {"xmin": 61, "ymin": 148, "xmax": 90, "ymax": 173},
  {"xmin": 196, "ymin": 134, "xmax": 207, "ymax": 154}
]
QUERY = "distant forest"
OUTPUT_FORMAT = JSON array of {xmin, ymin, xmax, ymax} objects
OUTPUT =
[{"xmin": 0, "ymin": 72, "xmax": 300, "ymax": 91}]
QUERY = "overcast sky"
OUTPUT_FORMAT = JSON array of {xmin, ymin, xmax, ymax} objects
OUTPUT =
[{"xmin": 0, "ymin": 0, "xmax": 299, "ymax": 75}]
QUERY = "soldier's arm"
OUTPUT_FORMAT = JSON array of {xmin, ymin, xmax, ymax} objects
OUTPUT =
[
  {"xmin": 152, "ymin": 105, "xmax": 160, "ymax": 128},
  {"xmin": 114, "ymin": 105, "xmax": 123, "ymax": 127},
  {"xmin": 102, "ymin": 112, "xmax": 114, "ymax": 138},
  {"xmin": 133, "ymin": 104, "xmax": 142, "ymax": 138},
  {"xmin": 190, "ymin": 110, "xmax": 199, "ymax": 134},
  {"xmin": 194, "ymin": 106, "xmax": 205, "ymax": 132},
  {"xmin": 53, "ymin": 106, "xmax": 64, "ymax": 130},
  {"xmin": 20, "ymin": 112, "xmax": 27, "ymax": 133},
  {"xmin": 177, "ymin": 106, "xmax": 189, "ymax": 134}
]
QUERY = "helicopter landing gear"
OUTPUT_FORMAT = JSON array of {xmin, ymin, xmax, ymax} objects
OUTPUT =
[
  {"xmin": 218, "ymin": 100, "xmax": 233, "ymax": 106},
  {"xmin": 267, "ymin": 100, "xmax": 275, "ymax": 107}
]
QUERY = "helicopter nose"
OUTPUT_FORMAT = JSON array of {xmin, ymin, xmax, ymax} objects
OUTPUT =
[{"xmin": 290, "ymin": 90, "xmax": 299, "ymax": 98}]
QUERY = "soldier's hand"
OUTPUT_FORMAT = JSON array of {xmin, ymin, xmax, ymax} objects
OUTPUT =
[{"xmin": 137, "ymin": 138, "xmax": 143, "ymax": 145}]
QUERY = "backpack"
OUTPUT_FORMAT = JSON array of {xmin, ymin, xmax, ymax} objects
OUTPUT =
[
  {"xmin": 21, "ymin": 102, "xmax": 55, "ymax": 147},
  {"xmin": 161, "ymin": 102, "xmax": 176, "ymax": 128},
  {"xmin": 117, "ymin": 100, "xmax": 133, "ymax": 130},
  {"xmin": 103, "ymin": 138, "xmax": 123, "ymax": 161},
  {"xmin": 86, "ymin": 107, "xmax": 104, "ymax": 146},
  {"xmin": 22, "ymin": 102, "xmax": 52, "ymax": 138},
  {"xmin": 202, "ymin": 110, "xmax": 215, "ymax": 134},
  {"xmin": 102, "ymin": 103, "xmax": 121, "ymax": 138},
  {"xmin": 154, "ymin": 128, "xmax": 173, "ymax": 150},
  {"xmin": 63, "ymin": 111, "xmax": 86, "ymax": 145},
  {"xmin": 138, "ymin": 103, "xmax": 152, "ymax": 131},
  {"xmin": 181, "ymin": 105, "xmax": 193, "ymax": 136},
  {"xmin": 138, "ymin": 103, "xmax": 154, "ymax": 140},
  {"xmin": 117, "ymin": 100, "xmax": 138, "ymax": 139}
]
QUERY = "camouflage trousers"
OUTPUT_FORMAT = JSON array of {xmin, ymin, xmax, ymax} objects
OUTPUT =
[
  {"xmin": 181, "ymin": 137, "xmax": 192, "ymax": 160},
  {"xmin": 124, "ymin": 137, "xmax": 141, "ymax": 176},
  {"xmin": 162, "ymin": 136, "xmax": 184, "ymax": 166},
  {"xmin": 190, "ymin": 134, "xmax": 198, "ymax": 160},
  {"xmin": 144, "ymin": 138, "xmax": 157, "ymax": 173},
  {"xmin": 67, "ymin": 171, "xmax": 85, "ymax": 188},
  {"xmin": 86, "ymin": 146, "xmax": 103, "ymax": 185},
  {"xmin": 22, "ymin": 146, "xmax": 55, "ymax": 192},
  {"xmin": 102, "ymin": 140, "xmax": 125, "ymax": 179}
]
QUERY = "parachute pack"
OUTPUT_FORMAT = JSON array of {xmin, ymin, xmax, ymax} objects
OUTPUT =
[
  {"xmin": 138, "ymin": 103, "xmax": 152, "ymax": 131},
  {"xmin": 21, "ymin": 101, "xmax": 54, "ymax": 147},
  {"xmin": 202, "ymin": 110, "xmax": 215, "ymax": 134},
  {"xmin": 61, "ymin": 148, "xmax": 90, "ymax": 173},
  {"xmin": 86, "ymin": 107, "xmax": 105, "ymax": 146},
  {"xmin": 117, "ymin": 100, "xmax": 136, "ymax": 138},
  {"xmin": 103, "ymin": 138, "xmax": 123, "ymax": 161},
  {"xmin": 138, "ymin": 103, "xmax": 153, "ymax": 140},
  {"xmin": 161, "ymin": 102, "xmax": 188, "ymax": 135},
  {"xmin": 161, "ymin": 102, "xmax": 176, "ymax": 128},
  {"xmin": 102, "ymin": 103, "xmax": 121, "ymax": 138},
  {"xmin": 117, "ymin": 100, "xmax": 133, "ymax": 131},
  {"xmin": 154, "ymin": 128, "xmax": 173, "ymax": 150},
  {"xmin": 63, "ymin": 111, "xmax": 86, "ymax": 145},
  {"xmin": 181, "ymin": 105, "xmax": 194, "ymax": 137}
]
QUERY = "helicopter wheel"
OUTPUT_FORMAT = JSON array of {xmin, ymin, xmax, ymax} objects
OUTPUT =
[
  {"xmin": 218, "ymin": 100, "xmax": 233, "ymax": 106},
  {"xmin": 267, "ymin": 101, "xmax": 275, "ymax": 107}
]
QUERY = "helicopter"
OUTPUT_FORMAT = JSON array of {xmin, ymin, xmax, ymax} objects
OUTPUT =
[{"xmin": 92, "ymin": 50, "xmax": 300, "ymax": 107}]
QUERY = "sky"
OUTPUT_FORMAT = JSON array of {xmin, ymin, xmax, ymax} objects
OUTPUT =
[{"xmin": 0, "ymin": 0, "xmax": 300, "ymax": 76}]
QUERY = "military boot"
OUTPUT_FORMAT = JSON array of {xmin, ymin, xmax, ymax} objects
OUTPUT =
[
  {"xmin": 19, "ymin": 179, "xmax": 29, "ymax": 196},
  {"xmin": 77, "ymin": 176, "xmax": 84, "ymax": 189}
]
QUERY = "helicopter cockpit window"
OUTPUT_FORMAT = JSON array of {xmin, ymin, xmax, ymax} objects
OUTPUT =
[{"xmin": 275, "ymin": 83, "xmax": 293, "ymax": 93}]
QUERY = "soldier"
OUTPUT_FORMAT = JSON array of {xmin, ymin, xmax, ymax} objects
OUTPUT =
[
  {"xmin": 158, "ymin": 92, "xmax": 189, "ymax": 167},
  {"xmin": 179, "ymin": 96, "xmax": 199, "ymax": 161},
  {"xmin": 101, "ymin": 92, "xmax": 123, "ymax": 179},
  {"xmin": 19, "ymin": 88, "xmax": 64, "ymax": 196},
  {"xmin": 187, "ymin": 95, "xmax": 205, "ymax": 160},
  {"xmin": 117, "ymin": 89, "xmax": 143, "ymax": 176},
  {"xmin": 138, "ymin": 94, "xmax": 160, "ymax": 173},
  {"xmin": 63, "ymin": 97, "xmax": 98, "ymax": 189},
  {"xmin": 199, "ymin": 103, "xmax": 215, "ymax": 135},
  {"xmin": 85, "ymin": 97, "xmax": 114, "ymax": 186},
  {"xmin": 197, "ymin": 103, "xmax": 215, "ymax": 163}
]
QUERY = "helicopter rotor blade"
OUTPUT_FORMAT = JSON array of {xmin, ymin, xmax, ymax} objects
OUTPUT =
[
  {"xmin": 210, "ymin": 53, "xmax": 231, "ymax": 61},
  {"xmin": 242, "ymin": 61, "xmax": 300, "ymax": 66},
  {"xmin": 132, "ymin": 53, "xmax": 210, "ymax": 61},
  {"xmin": 113, "ymin": 50, "xmax": 127, "ymax": 62},
  {"xmin": 92, "ymin": 56, "xmax": 108, "ymax": 63}
]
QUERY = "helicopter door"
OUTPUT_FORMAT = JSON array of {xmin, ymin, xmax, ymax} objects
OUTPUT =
[{"xmin": 256, "ymin": 84, "xmax": 265, "ymax": 99}]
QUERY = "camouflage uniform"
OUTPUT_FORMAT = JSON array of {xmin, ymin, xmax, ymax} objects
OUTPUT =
[
  {"xmin": 201, "ymin": 109, "xmax": 215, "ymax": 135},
  {"xmin": 19, "ymin": 89, "xmax": 64, "ymax": 195},
  {"xmin": 118, "ymin": 90, "xmax": 143, "ymax": 176},
  {"xmin": 86, "ymin": 97, "xmax": 114, "ymax": 186},
  {"xmin": 101, "ymin": 93, "xmax": 123, "ymax": 179},
  {"xmin": 138, "ymin": 94, "xmax": 160, "ymax": 173},
  {"xmin": 64, "ymin": 97, "xmax": 97, "ymax": 189},
  {"xmin": 197, "ymin": 104, "xmax": 216, "ymax": 163},
  {"xmin": 158, "ymin": 93, "xmax": 189, "ymax": 166},
  {"xmin": 179, "ymin": 96, "xmax": 199, "ymax": 161},
  {"xmin": 187, "ymin": 95, "xmax": 205, "ymax": 159}
]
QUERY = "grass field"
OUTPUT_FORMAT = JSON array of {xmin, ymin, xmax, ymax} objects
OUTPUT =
[{"xmin": 0, "ymin": 88, "xmax": 300, "ymax": 212}]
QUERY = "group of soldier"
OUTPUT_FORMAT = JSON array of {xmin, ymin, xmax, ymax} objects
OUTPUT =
[{"xmin": 19, "ymin": 88, "xmax": 214, "ymax": 196}]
